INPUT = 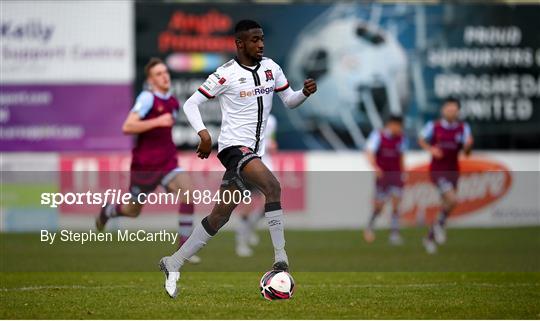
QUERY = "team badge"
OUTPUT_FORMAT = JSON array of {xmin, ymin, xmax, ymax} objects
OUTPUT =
[
  {"xmin": 157, "ymin": 105, "xmax": 164, "ymax": 112},
  {"xmin": 264, "ymin": 69, "xmax": 274, "ymax": 81},
  {"xmin": 219, "ymin": 77, "xmax": 227, "ymax": 85}
]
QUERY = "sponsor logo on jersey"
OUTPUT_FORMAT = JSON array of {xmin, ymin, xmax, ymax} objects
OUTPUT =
[
  {"xmin": 265, "ymin": 69, "xmax": 274, "ymax": 81},
  {"xmin": 400, "ymin": 158, "xmax": 512, "ymax": 224},
  {"xmin": 218, "ymin": 77, "xmax": 226, "ymax": 84},
  {"xmin": 239, "ymin": 86, "xmax": 274, "ymax": 98}
]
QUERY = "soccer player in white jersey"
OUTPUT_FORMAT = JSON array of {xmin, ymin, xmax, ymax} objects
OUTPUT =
[{"xmin": 158, "ymin": 20, "xmax": 317, "ymax": 298}]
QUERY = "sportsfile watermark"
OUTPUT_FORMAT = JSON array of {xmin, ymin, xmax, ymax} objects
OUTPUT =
[{"xmin": 40, "ymin": 189, "xmax": 253, "ymax": 208}]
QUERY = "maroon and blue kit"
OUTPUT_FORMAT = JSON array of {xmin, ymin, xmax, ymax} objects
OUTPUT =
[
  {"xmin": 420, "ymin": 119, "xmax": 471, "ymax": 193},
  {"xmin": 129, "ymin": 90, "xmax": 181, "ymax": 197},
  {"xmin": 365, "ymin": 129, "xmax": 407, "ymax": 200}
]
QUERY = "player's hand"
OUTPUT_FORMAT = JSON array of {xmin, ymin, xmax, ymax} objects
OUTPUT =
[
  {"xmin": 302, "ymin": 78, "xmax": 317, "ymax": 96},
  {"xmin": 375, "ymin": 167, "xmax": 383, "ymax": 179},
  {"xmin": 430, "ymin": 146, "xmax": 443, "ymax": 159},
  {"xmin": 197, "ymin": 129, "xmax": 212, "ymax": 159},
  {"xmin": 463, "ymin": 136, "xmax": 473, "ymax": 157},
  {"xmin": 156, "ymin": 113, "xmax": 175, "ymax": 127}
]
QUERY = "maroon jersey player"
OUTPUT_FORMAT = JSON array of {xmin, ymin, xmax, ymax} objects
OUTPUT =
[
  {"xmin": 96, "ymin": 58, "xmax": 199, "ymax": 263},
  {"xmin": 364, "ymin": 115, "xmax": 407, "ymax": 245},
  {"xmin": 418, "ymin": 97, "xmax": 473, "ymax": 254}
]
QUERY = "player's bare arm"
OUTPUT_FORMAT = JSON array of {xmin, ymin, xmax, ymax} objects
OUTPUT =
[
  {"xmin": 418, "ymin": 136, "xmax": 442, "ymax": 159},
  {"xmin": 122, "ymin": 111, "xmax": 174, "ymax": 135},
  {"xmin": 463, "ymin": 135, "xmax": 474, "ymax": 156},
  {"xmin": 365, "ymin": 150, "xmax": 383, "ymax": 178}
]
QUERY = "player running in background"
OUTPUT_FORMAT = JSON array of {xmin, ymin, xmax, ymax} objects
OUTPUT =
[
  {"xmin": 418, "ymin": 98, "xmax": 473, "ymax": 254},
  {"xmin": 159, "ymin": 20, "xmax": 317, "ymax": 298},
  {"xmin": 96, "ymin": 58, "xmax": 200, "ymax": 263},
  {"xmin": 364, "ymin": 115, "xmax": 407, "ymax": 245},
  {"xmin": 235, "ymin": 114, "xmax": 278, "ymax": 257}
]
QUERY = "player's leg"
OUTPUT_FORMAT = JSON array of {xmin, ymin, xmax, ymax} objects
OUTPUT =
[
  {"xmin": 431, "ymin": 187, "xmax": 457, "ymax": 244},
  {"xmin": 246, "ymin": 193, "xmax": 265, "ymax": 246},
  {"xmin": 388, "ymin": 190, "xmax": 403, "ymax": 245},
  {"xmin": 163, "ymin": 170, "xmax": 201, "ymax": 263},
  {"xmin": 365, "ymin": 194, "xmax": 384, "ymax": 243},
  {"xmin": 235, "ymin": 199, "xmax": 256, "ymax": 257},
  {"xmin": 96, "ymin": 194, "xmax": 145, "ymax": 231},
  {"xmin": 159, "ymin": 185, "xmax": 239, "ymax": 298},
  {"xmin": 240, "ymin": 158, "xmax": 288, "ymax": 270},
  {"xmin": 168, "ymin": 186, "xmax": 238, "ymax": 269},
  {"xmin": 163, "ymin": 170, "xmax": 195, "ymax": 246},
  {"xmin": 96, "ymin": 168, "xmax": 164, "ymax": 231}
]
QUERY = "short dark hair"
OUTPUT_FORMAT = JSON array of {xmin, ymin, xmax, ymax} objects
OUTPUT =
[
  {"xmin": 234, "ymin": 19, "xmax": 262, "ymax": 38},
  {"xmin": 144, "ymin": 57, "xmax": 164, "ymax": 78},
  {"xmin": 443, "ymin": 97, "xmax": 461, "ymax": 109},
  {"xmin": 385, "ymin": 114, "xmax": 403, "ymax": 124}
]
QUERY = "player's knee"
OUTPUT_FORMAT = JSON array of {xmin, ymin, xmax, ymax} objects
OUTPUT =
[
  {"xmin": 208, "ymin": 211, "xmax": 231, "ymax": 231},
  {"xmin": 264, "ymin": 180, "xmax": 281, "ymax": 201},
  {"xmin": 373, "ymin": 202, "xmax": 383, "ymax": 213}
]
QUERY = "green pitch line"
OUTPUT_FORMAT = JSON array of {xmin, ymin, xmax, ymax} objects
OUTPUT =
[
  {"xmin": 1, "ymin": 272, "xmax": 539, "ymax": 319},
  {"xmin": 1, "ymin": 227, "xmax": 539, "ymax": 272}
]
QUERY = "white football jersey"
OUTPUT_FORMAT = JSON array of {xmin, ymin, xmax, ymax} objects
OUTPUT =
[{"xmin": 197, "ymin": 57, "xmax": 290, "ymax": 156}]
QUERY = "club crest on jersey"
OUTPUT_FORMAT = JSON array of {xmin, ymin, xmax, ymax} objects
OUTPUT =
[
  {"xmin": 239, "ymin": 147, "xmax": 252, "ymax": 155},
  {"xmin": 264, "ymin": 69, "xmax": 274, "ymax": 81},
  {"xmin": 157, "ymin": 105, "xmax": 164, "ymax": 112}
]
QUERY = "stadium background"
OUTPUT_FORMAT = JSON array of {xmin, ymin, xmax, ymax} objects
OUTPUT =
[
  {"xmin": 1, "ymin": 1, "xmax": 539, "ymax": 319},
  {"xmin": 1, "ymin": 0, "xmax": 538, "ymax": 232}
]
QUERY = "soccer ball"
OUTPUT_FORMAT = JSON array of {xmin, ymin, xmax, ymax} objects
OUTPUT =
[{"xmin": 259, "ymin": 270, "xmax": 295, "ymax": 300}]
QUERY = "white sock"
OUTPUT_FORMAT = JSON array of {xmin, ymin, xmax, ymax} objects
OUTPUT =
[
  {"xmin": 169, "ymin": 219, "xmax": 213, "ymax": 271},
  {"xmin": 265, "ymin": 203, "xmax": 287, "ymax": 263}
]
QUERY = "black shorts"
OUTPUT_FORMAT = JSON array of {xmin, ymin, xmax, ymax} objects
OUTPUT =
[{"xmin": 217, "ymin": 145, "xmax": 261, "ymax": 191}]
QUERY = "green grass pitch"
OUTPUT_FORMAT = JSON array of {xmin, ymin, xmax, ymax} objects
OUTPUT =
[{"xmin": 1, "ymin": 227, "xmax": 539, "ymax": 319}]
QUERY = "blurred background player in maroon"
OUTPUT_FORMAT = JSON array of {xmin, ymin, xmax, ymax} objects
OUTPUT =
[
  {"xmin": 364, "ymin": 115, "xmax": 407, "ymax": 245},
  {"xmin": 96, "ymin": 58, "xmax": 200, "ymax": 263},
  {"xmin": 418, "ymin": 97, "xmax": 473, "ymax": 254}
]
